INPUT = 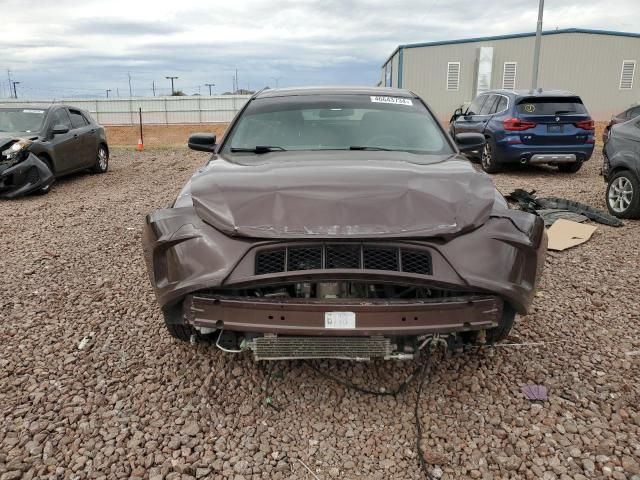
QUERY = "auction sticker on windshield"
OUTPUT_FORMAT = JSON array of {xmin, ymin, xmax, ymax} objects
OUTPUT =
[
  {"xmin": 23, "ymin": 110, "xmax": 45, "ymax": 114},
  {"xmin": 370, "ymin": 96, "xmax": 413, "ymax": 106},
  {"xmin": 325, "ymin": 311, "xmax": 356, "ymax": 329}
]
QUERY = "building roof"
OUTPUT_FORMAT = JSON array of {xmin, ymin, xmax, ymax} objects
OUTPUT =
[
  {"xmin": 256, "ymin": 86, "xmax": 416, "ymax": 98},
  {"xmin": 383, "ymin": 28, "xmax": 640, "ymax": 66}
]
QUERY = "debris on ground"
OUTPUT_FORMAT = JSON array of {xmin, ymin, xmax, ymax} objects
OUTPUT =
[
  {"xmin": 522, "ymin": 384, "xmax": 549, "ymax": 401},
  {"xmin": 506, "ymin": 188, "xmax": 624, "ymax": 227},
  {"xmin": 546, "ymin": 219, "xmax": 598, "ymax": 251},
  {"xmin": 77, "ymin": 332, "xmax": 95, "ymax": 350}
]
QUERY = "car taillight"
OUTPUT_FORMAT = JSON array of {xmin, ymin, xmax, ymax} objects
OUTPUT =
[
  {"xmin": 575, "ymin": 119, "xmax": 595, "ymax": 130},
  {"xmin": 503, "ymin": 118, "xmax": 536, "ymax": 131}
]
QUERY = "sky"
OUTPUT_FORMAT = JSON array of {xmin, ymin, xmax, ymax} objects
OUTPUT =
[{"xmin": 1, "ymin": 0, "xmax": 639, "ymax": 98}]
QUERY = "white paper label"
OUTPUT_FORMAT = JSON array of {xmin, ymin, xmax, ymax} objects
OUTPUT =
[
  {"xmin": 370, "ymin": 96, "xmax": 413, "ymax": 106},
  {"xmin": 23, "ymin": 109, "xmax": 45, "ymax": 114},
  {"xmin": 324, "ymin": 311, "xmax": 356, "ymax": 329}
]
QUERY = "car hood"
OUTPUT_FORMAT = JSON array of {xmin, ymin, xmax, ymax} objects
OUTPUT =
[{"xmin": 188, "ymin": 151, "xmax": 497, "ymax": 239}]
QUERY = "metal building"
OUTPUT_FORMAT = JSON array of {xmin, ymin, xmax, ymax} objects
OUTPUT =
[{"xmin": 381, "ymin": 28, "xmax": 640, "ymax": 121}]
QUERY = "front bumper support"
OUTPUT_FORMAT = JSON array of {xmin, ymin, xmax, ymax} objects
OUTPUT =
[{"xmin": 185, "ymin": 293, "xmax": 503, "ymax": 337}]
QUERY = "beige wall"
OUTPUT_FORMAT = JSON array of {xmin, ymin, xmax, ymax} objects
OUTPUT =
[{"xmin": 394, "ymin": 32, "xmax": 639, "ymax": 121}]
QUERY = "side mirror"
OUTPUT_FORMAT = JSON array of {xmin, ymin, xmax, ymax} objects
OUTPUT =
[
  {"xmin": 188, "ymin": 133, "xmax": 216, "ymax": 152},
  {"xmin": 455, "ymin": 133, "xmax": 486, "ymax": 153},
  {"xmin": 52, "ymin": 124, "xmax": 69, "ymax": 135}
]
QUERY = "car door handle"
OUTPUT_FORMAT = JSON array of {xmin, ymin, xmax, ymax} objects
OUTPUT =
[
  {"xmin": 73, "ymin": 134, "xmax": 79, "ymax": 139},
  {"xmin": 90, "ymin": 129, "xmax": 96, "ymax": 134}
]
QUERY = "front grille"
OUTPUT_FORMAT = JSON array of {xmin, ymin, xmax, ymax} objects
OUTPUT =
[
  {"xmin": 250, "ymin": 336, "xmax": 393, "ymax": 361},
  {"xmin": 255, "ymin": 245, "xmax": 432, "ymax": 276},
  {"xmin": 363, "ymin": 247, "xmax": 398, "ymax": 271},
  {"xmin": 287, "ymin": 247, "xmax": 322, "ymax": 271},
  {"xmin": 255, "ymin": 249, "xmax": 285, "ymax": 275}
]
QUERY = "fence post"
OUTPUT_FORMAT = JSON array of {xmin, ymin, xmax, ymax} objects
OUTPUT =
[
  {"xmin": 95, "ymin": 100, "xmax": 100, "ymax": 124},
  {"xmin": 164, "ymin": 98, "xmax": 168, "ymax": 125}
]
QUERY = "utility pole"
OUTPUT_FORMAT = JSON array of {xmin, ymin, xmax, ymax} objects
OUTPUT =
[
  {"xmin": 7, "ymin": 70, "xmax": 13, "ymax": 98},
  {"xmin": 235, "ymin": 68, "xmax": 238, "ymax": 93},
  {"xmin": 531, "ymin": 0, "xmax": 544, "ymax": 90},
  {"xmin": 271, "ymin": 77, "xmax": 281, "ymax": 88},
  {"xmin": 128, "ymin": 72, "xmax": 133, "ymax": 97},
  {"xmin": 166, "ymin": 76, "xmax": 178, "ymax": 95},
  {"xmin": 205, "ymin": 83, "xmax": 215, "ymax": 95},
  {"xmin": 106, "ymin": 89, "xmax": 112, "ymax": 98},
  {"xmin": 12, "ymin": 81, "xmax": 20, "ymax": 99},
  {"xmin": 152, "ymin": 81, "xmax": 156, "ymax": 97}
]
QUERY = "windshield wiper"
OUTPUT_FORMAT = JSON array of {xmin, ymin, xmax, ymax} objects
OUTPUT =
[
  {"xmin": 230, "ymin": 145, "xmax": 286, "ymax": 154},
  {"xmin": 348, "ymin": 146, "xmax": 391, "ymax": 151}
]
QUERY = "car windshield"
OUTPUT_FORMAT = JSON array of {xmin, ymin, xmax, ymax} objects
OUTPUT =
[
  {"xmin": 0, "ymin": 108, "xmax": 46, "ymax": 133},
  {"xmin": 224, "ymin": 94, "xmax": 453, "ymax": 155},
  {"xmin": 516, "ymin": 97, "xmax": 587, "ymax": 115}
]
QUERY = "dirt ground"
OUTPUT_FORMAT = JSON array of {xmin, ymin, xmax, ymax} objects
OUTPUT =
[
  {"xmin": 105, "ymin": 124, "xmax": 229, "ymax": 147},
  {"xmin": 0, "ymin": 149, "xmax": 639, "ymax": 480}
]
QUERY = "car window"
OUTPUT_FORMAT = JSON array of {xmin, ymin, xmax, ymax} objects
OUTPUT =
[
  {"xmin": 225, "ymin": 94, "xmax": 454, "ymax": 156},
  {"xmin": 50, "ymin": 109, "xmax": 72, "ymax": 129},
  {"xmin": 480, "ymin": 95, "xmax": 497, "ymax": 115},
  {"xmin": 628, "ymin": 106, "xmax": 640, "ymax": 119},
  {"xmin": 466, "ymin": 96, "xmax": 487, "ymax": 116},
  {"xmin": 0, "ymin": 108, "xmax": 46, "ymax": 133},
  {"xmin": 516, "ymin": 97, "xmax": 587, "ymax": 115},
  {"xmin": 69, "ymin": 109, "xmax": 88, "ymax": 129},
  {"xmin": 493, "ymin": 96, "xmax": 508, "ymax": 114}
]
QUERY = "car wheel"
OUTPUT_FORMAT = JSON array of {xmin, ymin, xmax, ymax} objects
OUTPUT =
[
  {"xmin": 606, "ymin": 170, "xmax": 640, "ymax": 219},
  {"xmin": 162, "ymin": 302, "xmax": 199, "ymax": 342},
  {"xmin": 91, "ymin": 145, "xmax": 109, "ymax": 174},
  {"xmin": 558, "ymin": 162, "xmax": 582, "ymax": 173},
  {"xmin": 480, "ymin": 138, "xmax": 501, "ymax": 173},
  {"xmin": 462, "ymin": 303, "xmax": 516, "ymax": 345}
]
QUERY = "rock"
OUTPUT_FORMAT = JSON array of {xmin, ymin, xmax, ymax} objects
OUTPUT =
[{"xmin": 181, "ymin": 421, "xmax": 200, "ymax": 436}]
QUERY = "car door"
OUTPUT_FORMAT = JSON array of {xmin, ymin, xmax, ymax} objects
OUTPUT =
[
  {"xmin": 47, "ymin": 108, "xmax": 78, "ymax": 174},
  {"xmin": 67, "ymin": 108, "xmax": 95, "ymax": 170},
  {"xmin": 453, "ymin": 94, "xmax": 491, "ymax": 135}
]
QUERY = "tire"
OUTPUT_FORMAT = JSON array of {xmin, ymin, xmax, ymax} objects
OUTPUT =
[
  {"xmin": 91, "ymin": 145, "xmax": 109, "ymax": 174},
  {"xmin": 162, "ymin": 302, "xmax": 198, "ymax": 342},
  {"xmin": 606, "ymin": 170, "xmax": 640, "ymax": 219},
  {"xmin": 462, "ymin": 303, "xmax": 516, "ymax": 345},
  {"xmin": 558, "ymin": 162, "xmax": 582, "ymax": 173},
  {"xmin": 480, "ymin": 137, "xmax": 501, "ymax": 173}
]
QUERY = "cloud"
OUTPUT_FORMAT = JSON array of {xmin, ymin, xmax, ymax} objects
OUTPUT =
[{"xmin": 1, "ymin": 0, "xmax": 638, "ymax": 98}]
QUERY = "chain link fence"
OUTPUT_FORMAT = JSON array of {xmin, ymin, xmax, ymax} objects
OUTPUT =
[{"xmin": 0, "ymin": 96, "xmax": 252, "ymax": 125}]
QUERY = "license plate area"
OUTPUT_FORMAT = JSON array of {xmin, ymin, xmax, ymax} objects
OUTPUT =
[
  {"xmin": 324, "ymin": 311, "xmax": 356, "ymax": 329},
  {"xmin": 547, "ymin": 124, "xmax": 563, "ymax": 133}
]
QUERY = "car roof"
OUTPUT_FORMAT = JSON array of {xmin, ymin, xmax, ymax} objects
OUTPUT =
[
  {"xmin": 484, "ymin": 89, "xmax": 579, "ymax": 98},
  {"xmin": 255, "ymin": 86, "xmax": 417, "ymax": 99}
]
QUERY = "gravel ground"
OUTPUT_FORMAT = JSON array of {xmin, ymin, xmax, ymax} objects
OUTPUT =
[{"xmin": 1, "ymin": 149, "xmax": 639, "ymax": 480}]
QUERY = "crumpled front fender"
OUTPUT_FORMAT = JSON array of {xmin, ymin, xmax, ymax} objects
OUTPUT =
[{"xmin": 143, "ymin": 205, "xmax": 547, "ymax": 314}]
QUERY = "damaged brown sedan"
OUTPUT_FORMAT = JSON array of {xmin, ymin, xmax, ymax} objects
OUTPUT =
[{"xmin": 143, "ymin": 87, "xmax": 547, "ymax": 361}]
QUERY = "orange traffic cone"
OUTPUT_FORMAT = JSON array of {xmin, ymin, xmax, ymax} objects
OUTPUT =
[{"xmin": 136, "ymin": 138, "xmax": 144, "ymax": 151}]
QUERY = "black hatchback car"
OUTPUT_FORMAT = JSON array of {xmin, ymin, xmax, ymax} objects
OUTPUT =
[{"xmin": 0, "ymin": 104, "xmax": 109, "ymax": 198}]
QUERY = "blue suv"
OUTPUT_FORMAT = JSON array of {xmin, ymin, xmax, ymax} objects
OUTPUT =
[{"xmin": 450, "ymin": 89, "xmax": 595, "ymax": 173}]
